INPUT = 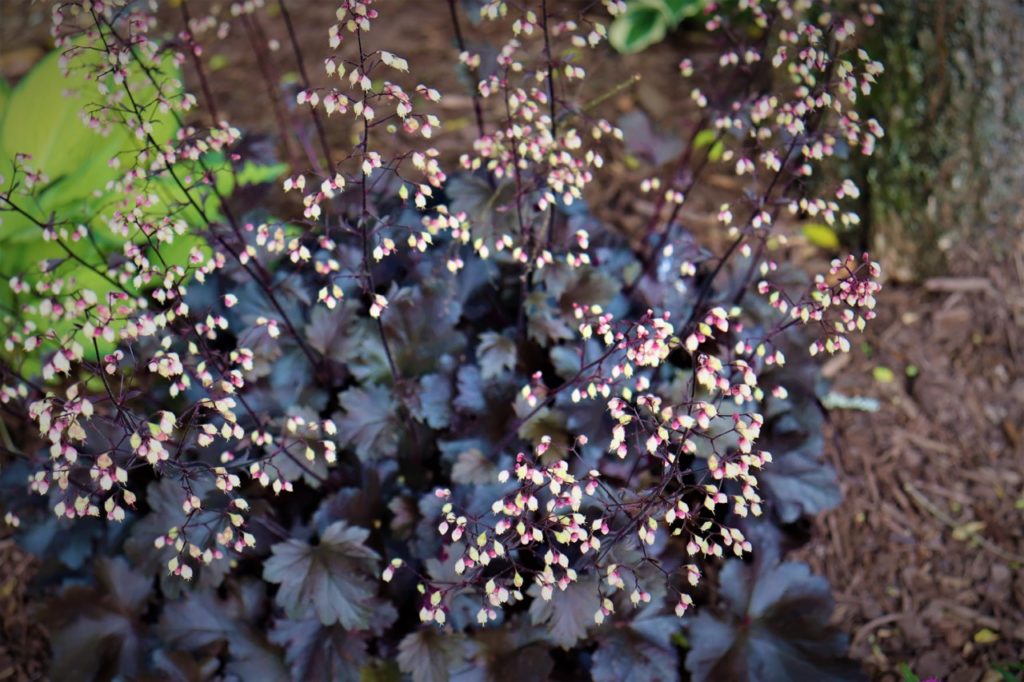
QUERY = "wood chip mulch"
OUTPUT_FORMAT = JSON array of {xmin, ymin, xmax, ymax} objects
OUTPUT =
[{"xmin": 796, "ymin": 237, "xmax": 1024, "ymax": 681}]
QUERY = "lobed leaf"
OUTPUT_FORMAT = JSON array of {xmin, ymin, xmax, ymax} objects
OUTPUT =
[{"xmin": 263, "ymin": 521, "xmax": 381, "ymax": 629}]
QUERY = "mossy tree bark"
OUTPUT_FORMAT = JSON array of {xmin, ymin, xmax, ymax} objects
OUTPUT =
[{"xmin": 866, "ymin": 0, "xmax": 1024, "ymax": 280}]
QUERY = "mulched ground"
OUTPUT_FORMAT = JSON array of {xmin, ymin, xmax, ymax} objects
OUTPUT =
[
  {"xmin": 797, "ymin": 234, "xmax": 1024, "ymax": 680},
  {"xmin": 1, "ymin": 4, "xmax": 1022, "ymax": 681},
  {"xmin": 0, "ymin": 537, "xmax": 48, "ymax": 681}
]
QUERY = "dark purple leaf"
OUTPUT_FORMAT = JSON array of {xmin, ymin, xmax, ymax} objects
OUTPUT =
[
  {"xmin": 685, "ymin": 557, "xmax": 863, "ymax": 682},
  {"xmin": 263, "ymin": 521, "xmax": 381, "ymax": 628}
]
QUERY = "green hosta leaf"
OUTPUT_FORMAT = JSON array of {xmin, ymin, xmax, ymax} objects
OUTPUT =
[
  {"xmin": 0, "ymin": 50, "xmax": 180, "ymax": 206},
  {"xmin": 685, "ymin": 558, "xmax": 863, "ymax": 682},
  {"xmin": 477, "ymin": 331, "xmax": 517, "ymax": 380},
  {"xmin": 334, "ymin": 384, "xmax": 401, "ymax": 460},
  {"xmin": 0, "ymin": 51, "xmax": 212, "ymax": 373},
  {"xmin": 0, "ymin": 51, "xmax": 121, "ymax": 188},
  {"xmin": 397, "ymin": 629, "xmax": 467, "ymax": 682},
  {"xmin": 263, "ymin": 521, "xmax": 381, "ymax": 629},
  {"xmin": 609, "ymin": 6, "xmax": 668, "ymax": 54},
  {"xmin": 609, "ymin": 0, "xmax": 708, "ymax": 54},
  {"xmin": 528, "ymin": 572, "xmax": 602, "ymax": 649},
  {"xmin": 661, "ymin": 0, "xmax": 706, "ymax": 22},
  {"xmin": 237, "ymin": 159, "xmax": 288, "ymax": 185}
]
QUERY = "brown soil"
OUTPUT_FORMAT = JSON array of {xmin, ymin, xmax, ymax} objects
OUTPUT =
[
  {"xmin": 0, "ymin": 537, "xmax": 48, "ymax": 681},
  {"xmin": 796, "ymin": 237, "xmax": 1024, "ymax": 680}
]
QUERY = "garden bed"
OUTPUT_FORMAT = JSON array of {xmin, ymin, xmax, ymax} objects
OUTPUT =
[{"xmin": 0, "ymin": 2, "xmax": 1020, "ymax": 680}]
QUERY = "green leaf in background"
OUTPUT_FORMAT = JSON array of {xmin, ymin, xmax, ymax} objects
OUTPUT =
[
  {"xmin": 896, "ymin": 662, "xmax": 920, "ymax": 682},
  {"xmin": 693, "ymin": 129, "xmax": 725, "ymax": 162},
  {"xmin": 0, "ymin": 50, "xmax": 179, "ymax": 213},
  {"xmin": 872, "ymin": 366, "xmax": 895, "ymax": 384},
  {"xmin": 802, "ymin": 222, "xmax": 841, "ymax": 250},
  {"xmin": 609, "ymin": 0, "xmax": 708, "ymax": 54},
  {"xmin": 0, "ymin": 51, "xmax": 183, "ymax": 374},
  {"xmin": 609, "ymin": 6, "xmax": 667, "ymax": 54},
  {"xmin": 239, "ymin": 159, "xmax": 289, "ymax": 186},
  {"xmin": 662, "ymin": 0, "xmax": 706, "ymax": 21},
  {"xmin": 0, "ymin": 52, "xmax": 286, "ymax": 377},
  {"xmin": 0, "ymin": 76, "xmax": 10, "ymax": 114}
]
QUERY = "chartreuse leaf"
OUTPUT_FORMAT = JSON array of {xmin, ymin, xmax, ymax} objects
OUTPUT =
[
  {"xmin": 685, "ymin": 557, "xmax": 863, "ymax": 682},
  {"xmin": 0, "ymin": 51, "xmax": 118, "ymax": 189},
  {"xmin": 873, "ymin": 365, "xmax": 895, "ymax": 383},
  {"xmin": 897, "ymin": 663, "xmax": 920, "ymax": 682},
  {"xmin": 0, "ymin": 51, "xmax": 282, "ymax": 377},
  {"xmin": 0, "ymin": 51, "xmax": 178, "ymax": 374},
  {"xmin": 694, "ymin": 129, "xmax": 726, "ymax": 162},
  {"xmin": 0, "ymin": 50, "xmax": 180, "ymax": 227},
  {"xmin": 263, "ymin": 521, "xmax": 381, "ymax": 629},
  {"xmin": 802, "ymin": 223, "xmax": 841, "ymax": 250},
  {"xmin": 238, "ymin": 158, "xmax": 288, "ymax": 185}
]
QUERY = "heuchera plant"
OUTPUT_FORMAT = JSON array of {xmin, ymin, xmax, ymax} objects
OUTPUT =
[{"xmin": 0, "ymin": 0, "xmax": 884, "ymax": 679}]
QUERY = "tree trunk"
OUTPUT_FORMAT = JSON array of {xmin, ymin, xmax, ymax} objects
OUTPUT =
[{"xmin": 867, "ymin": 0, "xmax": 1024, "ymax": 280}]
